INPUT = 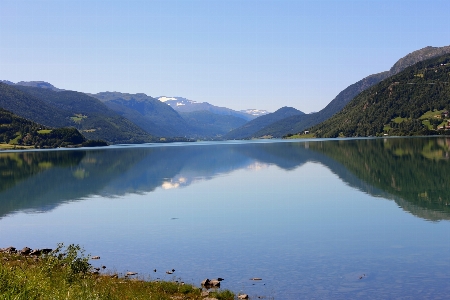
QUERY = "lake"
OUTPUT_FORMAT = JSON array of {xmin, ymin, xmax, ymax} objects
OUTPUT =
[{"xmin": 1, "ymin": 137, "xmax": 450, "ymax": 299}]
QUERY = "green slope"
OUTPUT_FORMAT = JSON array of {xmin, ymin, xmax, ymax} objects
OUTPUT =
[
  {"xmin": 8, "ymin": 85, "xmax": 157, "ymax": 144},
  {"xmin": 0, "ymin": 107, "xmax": 88, "ymax": 148},
  {"xmin": 0, "ymin": 83, "xmax": 72, "ymax": 127},
  {"xmin": 310, "ymin": 53, "xmax": 450, "ymax": 137},
  {"xmin": 256, "ymin": 45, "xmax": 450, "ymax": 138}
]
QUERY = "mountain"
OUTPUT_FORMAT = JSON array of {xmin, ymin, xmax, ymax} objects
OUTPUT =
[
  {"xmin": 254, "ymin": 45, "xmax": 450, "ymax": 138},
  {"xmin": 178, "ymin": 110, "xmax": 248, "ymax": 137},
  {"xmin": 1, "ymin": 80, "xmax": 63, "ymax": 91},
  {"xmin": 158, "ymin": 96, "xmax": 257, "ymax": 121},
  {"xmin": 0, "ymin": 107, "xmax": 93, "ymax": 148},
  {"xmin": 0, "ymin": 82, "xmax": 72, "ymax": 127},
  {"xmin": 0, "ymin": 83, "xmax": 157, "ymax": 144},
  {"xmin": 224, "ymin": 107, "xmax": 305, "ymax": 139},
  {"xmin": 310, "ymin": 53, "xmax": 450, "ymax": 137},
  {"xmin": 92, "ymin": 92, "xmax": 249, "ymax": 138},
  {"xmin": 239, "ymin": 109, "xmax": 270, "ymax": 117},
  {"xmin": 90, "ymin": 92, "xmax": 192, "ymax": 137}
]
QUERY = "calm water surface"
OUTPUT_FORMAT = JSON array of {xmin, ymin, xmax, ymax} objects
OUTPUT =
[{"xmin": 1, "ymin": 137, "xmax": 450, "ymax": 299}]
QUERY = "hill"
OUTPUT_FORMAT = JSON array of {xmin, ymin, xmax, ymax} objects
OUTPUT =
[
  {"xmin": 0, "ymin": 107, "xmax": 97, "ymax": 148},
  {"xmin": 224, "ymin": 107, "xmax": 304, "ymax": 139},
  {"xmin": 310, "ymin": 53, "xmax": 450, "ymax": 137},
  {"xmin": 254, "ymin": 45, "xmax": 450, "ymax": 138},
  {"xmin": 1, "ymin": 80, "xmax": 63, "ymax": 91},
  {"xmin": 0, "ymin": 84, "xmax": 157, "ymax": 144}
]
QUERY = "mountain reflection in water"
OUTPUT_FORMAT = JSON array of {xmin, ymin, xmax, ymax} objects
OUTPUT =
[{"xmin": 1, "ymin": 137, "xmax": 450, "ymax": 221}]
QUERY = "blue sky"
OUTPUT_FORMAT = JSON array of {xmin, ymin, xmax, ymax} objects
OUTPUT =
[{"xmin": 1, "ymin": 0, "xmax": 449, "ymax": 113}]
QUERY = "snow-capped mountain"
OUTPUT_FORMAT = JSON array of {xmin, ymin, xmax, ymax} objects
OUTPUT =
[
  {"xmin": 158, "ymin": 96, "xmax": 262, "ymax": 121},
  {"xmin": 240, "ymin": 109, "xmax": 269, "ymax": 117}
]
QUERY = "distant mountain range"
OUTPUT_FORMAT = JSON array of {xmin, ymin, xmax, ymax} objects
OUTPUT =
[
  {"xmin": 158, "ymin": 96, "xmax": 266, "ymax": 120},
  {"xmin": 224, "ymin": 107, "xmax": 304, "ymax": 140},
  {"xmin": 230, "ymin": 45, "xmax": 450, "ymax": 138},
  {"xmin": 0, "ymin": 82, "xmax": 266, "ymax": 142},
  {"xmin": 2, "ymin": 45, "xmax": 450, "ymax": 143}
]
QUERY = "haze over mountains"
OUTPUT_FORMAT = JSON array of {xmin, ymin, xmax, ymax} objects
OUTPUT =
[{"xmin": 1, "ymin": 45, "xmax": 450, "ymax": 144}]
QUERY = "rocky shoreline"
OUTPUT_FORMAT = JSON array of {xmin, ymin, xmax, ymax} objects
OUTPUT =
[{"xmin": 1, "ymin": 245, "xmax": 251, "ymax": 300}]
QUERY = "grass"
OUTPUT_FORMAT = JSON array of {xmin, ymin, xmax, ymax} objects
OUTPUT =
[
  {"xmin": 392, "ymin": 116, "xmax": 409, "ymax": 124},
  {"xmin": 71, "ymin": 114, "xmax": 87, "ymax": 124},
  {"xmin": 0, "ymin": 143, "xmax": 34, "ymax": 150},
  {"xmin": 422, "ymin": 119, "xmax": 433, "ymax": 130},
  {"xmin": 284, "ymin": 133, "xmax": 315, "ymax": 139},
  {"xmin": 9, "ymin": 132, "xmax": 23, "ymax": 145},
  {"xmin": 419, "ymin": 110, "xmax": 445, "ymax": 120},
  {"xmin": 37, "ymin": 129, "xmax": 52, "ymax": 134},
  {"xmin": 0, "ymin": 244, "xmax": 235, "ymax": 300}
]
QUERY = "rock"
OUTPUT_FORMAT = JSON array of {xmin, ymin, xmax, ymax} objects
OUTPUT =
[
  {"xmin": 201, "ymin": 291, "xmax": 210, "ymax": 297},
  {"xmin": 30, "ymin": 249, "xmax": 42, "ymax": 256},
  {"xmin": 2, "ymin": 247, "xmax": 16, "ymax": 254},
  {"xmin": 201, "ymin": 278, "xmax": 221, "ymax": 288},
  {"xmin": 209, "ymin": 280, "xmax": 220, "ymax": 287},
  {"xmin": 238, "ymin": 294, "xmax": 249, "ymax": 299},
  {"xmin": 41, "ymin": 248, "xmax": 52, "ymax": 254},
  {"xmin": 21, "ymin": 247, "xmax": 32, "ymax": 255},
  {"xmin": 91, "ymin": 256, "xmax": 100, "ymax": 260},
  {"xmin": 201, "ymin": 279, "xmax": 211, "ymax": 286}
]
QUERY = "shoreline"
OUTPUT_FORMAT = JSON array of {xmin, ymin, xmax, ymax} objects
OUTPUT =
[{"xmin": 0, "ymin": 244, "xmax": 245, "ymax": 300}]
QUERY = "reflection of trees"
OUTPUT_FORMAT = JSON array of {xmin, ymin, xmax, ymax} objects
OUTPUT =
[
  {"xmin": 306, "ymin": 137, "xmax": 450, "ymax": 216},
  {"xmin": 0, "ymin": 151, "xmax": 85, "ymax": 193},
  {"xmin": 2, "ymin": 138, "xmax": 450, "ymax": 221}
]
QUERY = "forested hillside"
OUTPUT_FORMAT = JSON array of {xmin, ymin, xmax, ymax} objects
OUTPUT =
[
  {"xmin": 257, "ymin": 45, "xmax": 450, "ymax": 138},
  {"xmin": 0, "ymin": 84, "xmax": 157, "ymax": 144},
  {"xmin": 0, "ymin": 108, "xmax": 97, "ymax": 148},
  {"xmin": 310, "ymin": 53, "xmax": 450, "ymax": 137}
]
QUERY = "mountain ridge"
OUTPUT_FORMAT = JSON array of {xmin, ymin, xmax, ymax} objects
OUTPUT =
[{"xmin": 251, "ymin": 45, "xmax": 450, "ymax": 138}]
